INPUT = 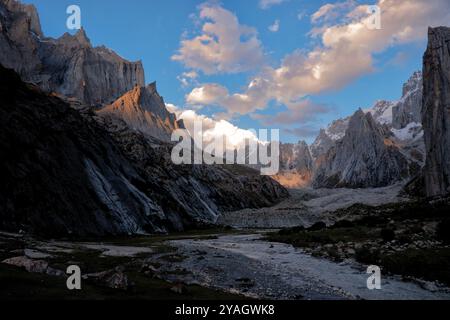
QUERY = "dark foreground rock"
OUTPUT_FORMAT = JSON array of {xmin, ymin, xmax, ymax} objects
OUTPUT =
[{"xmin": 0, "ymin": 65, "xmax": 287, "ymax": 237}]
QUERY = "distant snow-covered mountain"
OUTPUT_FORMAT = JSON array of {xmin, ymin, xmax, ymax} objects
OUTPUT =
[{"xmin": 294, "ymin": 71, "xmax": 425, "ymax": 189}]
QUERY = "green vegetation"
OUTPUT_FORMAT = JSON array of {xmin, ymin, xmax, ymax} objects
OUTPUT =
[
  {"xmin": 267, "ymin": 226, "xmax": 377, "ymax": 249},
  {"xmin": 266, "ymin": 197, "xmax": 450, "ymax": 286},
  {"xmin": 0, "ymin": 229, "xmax": 247, "ymax": 300},
  {"xmin": 0, "ymin": 264, "xmax": 244, "ymax": 300}
]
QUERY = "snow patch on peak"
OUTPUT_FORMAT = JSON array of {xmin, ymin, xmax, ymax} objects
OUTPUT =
[{"xmin": 391, "ymin": 122, "xmax": 422, "ymax": 141}]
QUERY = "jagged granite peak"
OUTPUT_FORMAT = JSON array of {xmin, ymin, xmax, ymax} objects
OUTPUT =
[
  {"xmin": 274, "ymin": 140, "xmax": 314, "ymax": 188},
  {"xmin": 57, "ymin": 27, "xmax": 91, "ymax": 48},
  {"xmin": 0, "ymin": 0, "xmax": 42, "ymax": 78},
  {"xmin": 310, "ymin": 129, "xmax": 334, "ymax": 159},
  {"xmin": 0, "ymin": 0, "xmax": 145, "ymax": 105},
  {"xmin": 2, "ymin": 0, "xmax": 42, "ymax": 36},
  {"xmin": 392, "ymin": 71, "xmax": 423, "ymax": 129},
  {"xmin": 367, "ymin": 100, "xmax": 396, "ymax": 125},
  {"xmin": 313, "ymin": 109, "xmax": 410, "ymax": 188},
  {"xmin": 310, "ymin": 118, "xmax": 349, "ymax": 159},
  {"xmin": 97, "ymin": 83, "xmax": 184, "ymax": 142},
  {"xmin": 421, "ymin": 27, "xmax": 450, "ymax": 197}
]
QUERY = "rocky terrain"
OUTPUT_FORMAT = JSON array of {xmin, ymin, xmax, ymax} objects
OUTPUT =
[
  {"xmin": 420, "ymin": 27, "xmax": 450, "ymax": 197},
  {"xmin": 1, "ymin": 0, "xmax": 450, "ymax": 302},
  {"xmin": 2, "ymin": 228, "xmax": 450, "ymax": 300},
  {"xmin": 0, "ymin": 64, "xmax": 287, "ymax": 237},
  {"xmin": 0, "ymin": 65, "xmax": 165, "ymax": 237},
  {"xmin": 217, "ymin": 184, "xmax": 407, "ymax": 229},
  {"xmin": 313, "ymin": 109, "xmax": 411, "ymax": 188},
  {"xmin": 280, "ymin": 70, "xmax": 425, "ymax": 189},
  {"xmin": 98, "ymin": 83, "xmax": 184, "ymax": 142},
  {"xmin": 392, "ymin": 71, "xmax": 423, "ymax": 129},
  {"xmin": 0, "ymin": 0, "xmax": 144, "ymax": 105},
  {"xmin": 0, "ymin": 0, "xmax": 288, "ymax": 237},
  {"xmin": 272, "ymin": 141, "xmax": 314, "ymax": 188}
]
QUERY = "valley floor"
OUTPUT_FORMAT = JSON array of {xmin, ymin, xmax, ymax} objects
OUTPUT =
[
  {"xmin": 1, "ymin": 185, "xmax": 449, "ymax": 300},
  {"xmin": 1, "ymin": 228, "xmax": 449, "ymax": 300},
  {"xmin": 217, "ymin": 184, "xmax": 408, "ymax": 228},
  {"xmin": 150, "ymin": 233, "xmax": 450, "ymax": 300}
]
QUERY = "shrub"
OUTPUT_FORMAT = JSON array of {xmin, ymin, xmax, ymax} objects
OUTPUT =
[
  {"xmin": 355, "ymin": 246, "xmax": 380, "ymax": 264},
  {"xmin": 380, "ymin": 228, "xmax": 395, "ymax": 242},
  {"xmin": 308, "ymin": 222, "xmax": 327, "ymax": 231},
  {"xmin": 332, "ymin": 220, "xmax": 354, "ymax": 228},
  {"xmin": 437, "ymin": 219, "xmax": 450, "ymax": 243}
]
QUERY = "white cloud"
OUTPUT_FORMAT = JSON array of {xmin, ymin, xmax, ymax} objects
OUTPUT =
[
  {"xmin": 259, "ymin": 0, "xmax": 288, "ymax": 10},
  {"xmin": 177, "ymin": 71, "xmax": 198, "ymax": 87},
  {"xmin": 186, "ymin": 0, "xmax": 450, "ymax": 120},
  {"xmin": 252, "ymin": 99, "xmax": 330, "ymax": 125},
  {"xmin": 186, "ymin": 83, "xmax": 229, "ymax": 105},
  {"xmin": 268, "ymin": 19, "xmax": 280, "ymax": 32},
  {"xmin": 166, "ymin": 104, "xmax": 261, "ymax": 149},
  {"xmin": 297, "ymin": 10, "xmax": 307, "ymax": 21},
  {"xmin": 311, "ymin": 0, "xmax": 355, "ymax": 24},
  {"xmin": 172, "ymin": 3, "xmax": 264, "ymax": 75}
]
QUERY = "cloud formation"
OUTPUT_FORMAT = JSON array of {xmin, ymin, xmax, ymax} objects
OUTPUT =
[
  {"xmin": 283, "ymin": 126, "xmax": 320, "ymax": 138},
  {"xmin": 186, "ymin": 0, "xmax": 450, "ymax": 121},
  {"xmin": 252, "ymin": 100, "xmax": 330, "ymax": 125},
  {"xmin": 177, "ymin": 71, "xmax": 198, "ymax": 87},
  {"xmin": 172, "ymin": 3, "xmax": 264, "ymax": 75},
  {"xmin": 268, "ymin": 19, "xmax": 280, "ymax": 32},
  {"xmin": 166, "ymin": 104, "xmax": 261, "ymax": 149},
  {"xmin": 259, "ymin": 0, "xmax": 288, "ymax": 10}
]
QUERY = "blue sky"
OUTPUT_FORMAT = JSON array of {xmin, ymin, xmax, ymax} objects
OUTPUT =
[{"xmin": 23, "ymin": 0, "xmax": 447, "ymax": 143}]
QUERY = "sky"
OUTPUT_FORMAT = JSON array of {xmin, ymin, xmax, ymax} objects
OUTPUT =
[{"xmin": 23, "ymin": 0, "xmax": 450, "ymax": 144}]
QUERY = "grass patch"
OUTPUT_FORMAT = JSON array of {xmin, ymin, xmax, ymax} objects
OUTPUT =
[
  {"xmin": 0, "ymin": 264, "xmax": 245, "ymax": 300},
  {"xmin": 266, "ymin": 226, "xmax": 377, "ymax": 248},
  {"xmin": 47, "ymin": 249, "xmax": 132, "ymax": 274},
  {"xmin": 380, "ymin": 248, "xmax": 450, "ymax": 286}
]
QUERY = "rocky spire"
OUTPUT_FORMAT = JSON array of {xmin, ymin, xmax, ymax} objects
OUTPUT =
[
  {"xmin": 421, "ymin": 27, "xmax": 450, "ymax": 197},
  {"xmin": 392, "ymin": 71, "xmax": 423, "ymax": 129},
  {"xmin": 0, "ymin": 0, "xmax": 145, "ymax": 105},
  {"xmin": 313, "ymin": 109, "xmax": 410, "ymax": 188}
]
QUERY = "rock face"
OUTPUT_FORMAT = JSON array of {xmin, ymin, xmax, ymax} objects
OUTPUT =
[
  {"xmin": 0, "ymin": 65, "xmax": 166, "ymax": 236},
  {"xmin": 0, "ymin": 65, "xmax": 287, "ymax": 237},
  {"xmin": 313, "ymin": 109, "xmax": 410, "ymax": 188},
  {"xmin": 98, "ymin": 83, "xmax": 184, "ymax": 142},
  {"xmin": 96, "ymin": 114, "xmax": 289, "ymax": 230},
  {"xmin": 421, "ymin": 27, "xmax": 450, "ymax": 197},
  {"xmin": 310, "ymin": 118, "xmax": 349, "ymax": 159},
  {"xmin": 309, "ymin": 70, "xmax": 425, "ymax": 189},
  {"xmin": 392, "ymin": 72, "xmax": 423, "ymax": 129},
  {"xmin": 274, "ymin": 141, "xmax": 314, "ymax": 188},
  {"xmin": 0, "ymin": 0, "xmax": 144, "ymax": 105},
  {"xmin": 367, "ymin": 100, "xmax": 396, "ymax": 125}
]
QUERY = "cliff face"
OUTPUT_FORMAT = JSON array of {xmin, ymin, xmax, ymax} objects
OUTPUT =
[
  {"xmin": 274, "ymin": 141, "xmax": 314, "ymax": 188},
  {"xmin": 392, "ymin": 72, "xmax": 423, "ymax": 129},
  {"xmin": 97, "ymin": 83, "xmax": 184, "ymax": 142},
  {"xmin": 310, "ymin": 118, "xmax": 349, "ymax": 159},
  {"xmin": 0, "ymin": 0, "xmax": 42, "ymax": 78},
  {"xmin": 0, "ymin": 65, "xmax": 287, "ymax": 237},
  {"xmin": 313, "ymin": 110, "xmax": 410, "ymax": 188},
  {"xmin": 421, "ymin": 27, "xmax": 450, "ymax": 197},
  {"xmin": 0, "ymin": 0, "xmax": 144, "ymax": 105},
  {"xmin": 0, "ymin": 65, "xmax": 166, "ymax": 237}
]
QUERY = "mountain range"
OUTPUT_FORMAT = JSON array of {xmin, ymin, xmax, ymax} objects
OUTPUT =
[
  {"xmin": 0, "ymin": 0, "xmax": 288, "ymax": 236},
  {"xmin": 0, "ymin": 0, "xmax": 449, "ymax": 237}
]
